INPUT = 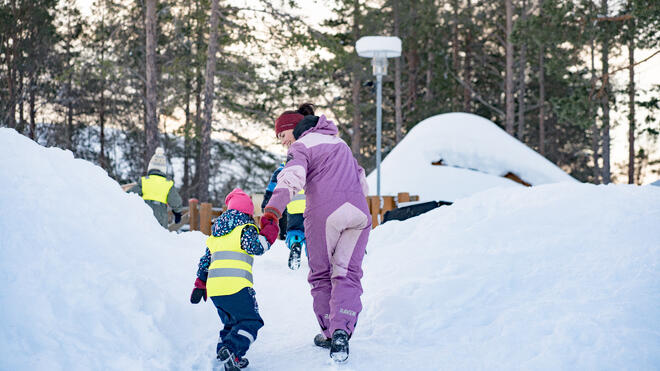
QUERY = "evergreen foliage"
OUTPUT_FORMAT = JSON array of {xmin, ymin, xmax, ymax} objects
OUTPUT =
[{"xmin": 1, "ymin": 0, "xmax": 659, "ymax": 197}]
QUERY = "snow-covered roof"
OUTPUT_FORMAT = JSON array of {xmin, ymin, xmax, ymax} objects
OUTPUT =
[{"xmin": 366, "ymin": 112, "xmax": 576, "ymax": 201}]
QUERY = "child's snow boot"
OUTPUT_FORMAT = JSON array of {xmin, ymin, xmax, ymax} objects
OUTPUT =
[
  {"xmin": 236, "ymin": 356, "xmax": 249, "ymax": 369},
  {"xmin": 217, "ymin": 346, "xmax": 241, "ymax": 371},
  {"xmin": 288, "ymin": 242, "xmax": 302, "ymax": 270},
  {"xmin": 285, "ymin": 230, "xmax": 305, "ymax": 270},
  {"xmin": 330, "ymin": 329, "xmax": 349, "ymax": 363},
  {"xmin": 314, "ymin": 333, "xmax": 331, "ymax": 349}
]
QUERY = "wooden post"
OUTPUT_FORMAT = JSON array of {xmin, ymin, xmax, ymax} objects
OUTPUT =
[
  {"xmin": 189, "ymin": 198, "xmax": 199, "ymax": 231},
  {"xmin": 381, "ymin": 196, "xmax": 396, "ymax": 220},
  {"xmin": 200, "ymin": 202, "xmax": 213, "ymax": 235},
  {"xmin": 367, "ymin": 196, "xmax": 380, "ymax": 228},
  {"xmin": 397, "ymin": 192, "xmax": 410, "ymax": 204}
]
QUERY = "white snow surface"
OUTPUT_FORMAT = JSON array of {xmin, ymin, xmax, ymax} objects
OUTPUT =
[
  {"xmin": 1, "ymin": 127, "xmax": 660, "ymax": 370},
  {"xmin": 367, "ymin": 112, "xmax": 577, "ymax": 201}
]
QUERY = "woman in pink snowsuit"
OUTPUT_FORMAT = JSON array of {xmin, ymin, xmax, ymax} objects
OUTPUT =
[{"xmin": 259, "ymin": 103, "xmax": 371, "ymax": 363}]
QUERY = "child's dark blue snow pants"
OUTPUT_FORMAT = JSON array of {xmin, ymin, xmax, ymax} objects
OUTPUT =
[
  {"xmin": 211, "ymin": 287, "xmax": 264, "ymax": 357},
  {"xmin": 287, "ymin": 212, "xmax": 305, "ymax": 232}
]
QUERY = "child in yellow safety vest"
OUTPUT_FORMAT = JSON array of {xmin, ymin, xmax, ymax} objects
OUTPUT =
[
  {"xmin": 190, "ymin": 188, "xmax": 270, "ymax": 371},
  {"xmin": 262, "ymin": 162, "xmax": 307, "ymax": 270},
  {"xmin": 127, "ymin": 148, "xmax": 183, "ymax": 228}
]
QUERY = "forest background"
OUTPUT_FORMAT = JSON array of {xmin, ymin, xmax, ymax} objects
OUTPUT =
[{"xmin": 2, "ymin": 0, "xmax": 659, "ymax": 205}]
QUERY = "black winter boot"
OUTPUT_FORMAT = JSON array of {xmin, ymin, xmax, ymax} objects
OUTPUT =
[
  {"xmin": 236, "ymin": 356, "xmax": 249, "ymax": 369},
  {"xmin": 330, "ymin": 329, "xmax": 349, "ymax": 363},
  {"xmin": 313, "ymin": 333, "xmax": 331, "ymax": 349},
  {"xmin": 217, "ymin": 346, "xmax": 241, "ymax": 371}
]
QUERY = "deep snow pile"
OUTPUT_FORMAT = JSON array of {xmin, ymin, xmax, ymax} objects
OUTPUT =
[
  {"xmin": 367, "ymin": 112, "xmax": 576, "ymax": 201},
  {"xmin": 1, "ymin": 127, "xmax": 659, "ymax": 370}
]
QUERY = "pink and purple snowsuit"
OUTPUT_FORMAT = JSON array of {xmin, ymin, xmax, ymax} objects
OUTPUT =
[{"xmin": 265, "ymin": 115, "xmax": 371, "ymax": 337}]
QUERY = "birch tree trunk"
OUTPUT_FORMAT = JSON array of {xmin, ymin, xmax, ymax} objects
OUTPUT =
[
  {"xmin": 517, "ymin": 44, "xmax": 526, "ymax": 140},
  {"xmin": 393, "ymin": 0, "xmax": 403, "ymax": 143},
  {"xmin": 5, "ymin": 5, "xmax": 17, "ymax": 129},
  {"xmin": 589, "ymin": 35, "xmax": 601, "ymax": 183},
  {"xmin": 29, "ymin": 84, "xmax": 35, "ymax": 139},
  {"xmin": 350, "ymin": 0, "xmax": 362, "ymax": 158},
  {"xmin": 600, "ymin": 0, "xmax": 611, "ymax": 184},
  {"xmin": 425, "ymin": 45, "xmax": 433, "ymax": 103},
  {"xmin": 463, "ymin": 0, "xmax": 472, "ymax": 112},
  {"xmin": 98, "ymin": 2, "xmax": 107, "ymax": 170},
  {"xmin": 538, "ymin": 46, "xmax": 545, "ymax": 155},
  {"xmin": 452, "ymin": 0, "xmax": 460, "ymax": 110},
  {"xmin": 191, "ymin": 0, "xmax": 205, "ymax": 197},
  {"xmin": 18, "ymin": 71, "xmax": 24, "ymax": 132},
  {"xmin": 405, "ymin": 3, "xmax": 418, "ymax": 113},
  {"xmin": 538, "ymin": 0, "xmax": 545, "ymax": 155},
  {"xmin": 505, "ymin": 0, "xmax": 515, "ymax": 135},
  {"xmin": 627, "ymin": 20, "xmax": 635, "ymax": 184},
  {"xmin": 198, "ymin": 0, "xmax": 220, "ymax": 202},
  {"xmin": 182, "ymin": 0, "xmax": 193, "ymax": 200},
  {"xmin": 517, "ymin": 0, "xmax": 528, "ymax": 140},
  {"xmin": 145, "ymin": 0, "xmax": 159, "ymax": 168}
]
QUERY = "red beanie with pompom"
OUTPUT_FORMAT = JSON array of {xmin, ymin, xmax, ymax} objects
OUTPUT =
[{"xmin": 225, "ymin": 188, "xmax": 254, "ymax": 216}]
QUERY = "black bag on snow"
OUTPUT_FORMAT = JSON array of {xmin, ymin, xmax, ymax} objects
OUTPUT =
[{"xmin": 382, "ymin": 200, "xmax": 453, "ymax": 224}]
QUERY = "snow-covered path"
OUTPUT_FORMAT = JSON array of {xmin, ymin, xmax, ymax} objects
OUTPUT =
[{"xmin": 2, "ymin": 128, "xmax": 659, "ymax": 370}]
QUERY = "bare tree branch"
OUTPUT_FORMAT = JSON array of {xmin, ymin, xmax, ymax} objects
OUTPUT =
[{"xmin": 444, "ymin": 55, "xmax": 505, "ymax": 117}]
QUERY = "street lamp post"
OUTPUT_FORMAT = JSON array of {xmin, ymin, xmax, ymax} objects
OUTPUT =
[{"xmin": 356, "ymin": 36, "xmax": 402, "ymax": 198}]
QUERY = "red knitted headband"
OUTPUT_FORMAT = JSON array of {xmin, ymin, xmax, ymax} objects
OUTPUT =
[{"xmin": 275, "ymin": 113, "xmax": 304, "ymax": 135}]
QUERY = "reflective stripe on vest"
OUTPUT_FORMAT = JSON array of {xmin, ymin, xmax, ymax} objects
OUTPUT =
[
  {"xmin": 206, "ymin": 223, "xmax": 257, "ymax": 296},
  {"xmin": 208, "ymin": 268, "xmax": 253, "ymax": 282},
  {"xmin": 141, "ymin": 175, "xmax": 173, "ymax": 204},
  {"xmin": 286, "ymin": 189, "xmax": 306, "ymax": 214}
]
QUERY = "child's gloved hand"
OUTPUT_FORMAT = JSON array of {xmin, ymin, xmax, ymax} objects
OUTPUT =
[
  {"xmin": 190, "ymin": 277, "xmax": 207, "ymax": 304},
  {"xmin": 259, "ymin": 210, "xmax": 280, "ymax": 244},
  {"xmin": 173, "ymin": 211, "xmax": 182, "ymax": 224},
  {"xmin": 258, "ymin": 235, "xmax": 271, "ymax": 251}
]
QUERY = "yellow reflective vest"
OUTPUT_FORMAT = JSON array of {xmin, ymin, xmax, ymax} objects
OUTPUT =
[
  {"xmin": 206, "ymin": 224, "xmax": 257, "ymax": 296},
  {"xmin": 286, "ymin": 189, "xmax": 306, "ymax": 214},
  {"xmin": 141, "ymin": 175, "xmax": 174, "ymax": 204}
]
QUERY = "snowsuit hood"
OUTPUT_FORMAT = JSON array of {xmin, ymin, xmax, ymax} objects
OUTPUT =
[{"xmin": 293, "ymin": 114, "xmax": 337, "ymax": 140}]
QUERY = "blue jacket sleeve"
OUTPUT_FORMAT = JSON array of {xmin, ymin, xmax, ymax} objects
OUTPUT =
[
  {"xmin": 241, "ymin": 225, "xmax": 265, "ymax": 256},
  {"xmin": 266, "ymin": 144, "xmax": 309, "ymax": 216},
  {"xmin": 262, "ymin": 164, "xmax": 284, "ymax": 211},
  {"xmin": 196, "ymin": 248, "xmax": 211, "ymax": 281}
]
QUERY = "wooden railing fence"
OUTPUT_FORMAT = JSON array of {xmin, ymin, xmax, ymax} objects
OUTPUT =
[
  {"xmin": 159, "ymin": 192, "xmax": 419, "ymax": 235},
  {"xmin": 366, "ymin": 192, "xmax": 419, "ymax": 228}
]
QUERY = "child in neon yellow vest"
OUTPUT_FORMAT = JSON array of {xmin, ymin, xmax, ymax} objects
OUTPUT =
[{"xmin": 190, "ymin": 188, "xmax": 270, "ymax": 371}]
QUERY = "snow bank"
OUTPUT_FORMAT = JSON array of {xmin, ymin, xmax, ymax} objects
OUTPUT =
[
  {"xmin": 363, "ymin": 183, "xmax": 660, "ymax": 369},
  {"xmin": 2, "ymin": 127, "xmax": 659, "ymax": 370},
  {"xmin": 367, "ymin": 112, "xmax": 576, "ymax": 201},
  {"xmin": 0, "ymin": 128, "xmax": 211, "ymax": 370}
]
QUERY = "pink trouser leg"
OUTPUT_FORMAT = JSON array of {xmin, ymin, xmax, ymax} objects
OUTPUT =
[{"xmin": 307, "ymin": 202, "xmax": 370, "ymax": 338}]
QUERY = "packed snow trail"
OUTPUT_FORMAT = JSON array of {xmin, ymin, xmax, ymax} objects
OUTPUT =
[{"xmin": 1, "ymin": 128, "xmax": 659, "ymax": 370}]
